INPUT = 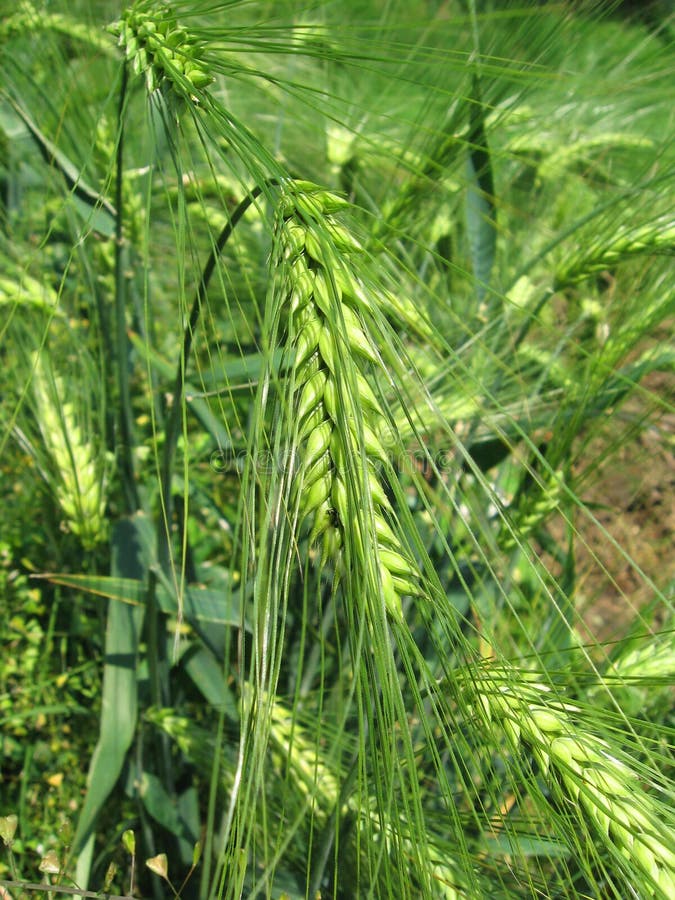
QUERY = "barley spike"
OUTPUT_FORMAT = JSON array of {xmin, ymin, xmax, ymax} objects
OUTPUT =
[
  {"xmin": 466, "ymin": 667, "xmax": 675, "ymax": 896},
  {"xmin": 275, "ymin": 182, "xmax": 422, "ymax": 618}
]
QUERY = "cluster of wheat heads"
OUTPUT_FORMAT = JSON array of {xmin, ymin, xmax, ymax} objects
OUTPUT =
[
  {"xmin": 4, "ymin": 2, "xmax": 673, "ymax": 896},
  {"xmin": 262, "ymin": 180, "xmax": 675, "ymax": 897}
]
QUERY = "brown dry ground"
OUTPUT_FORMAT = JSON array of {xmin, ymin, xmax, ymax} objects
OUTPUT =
[{"xmin": 572, "ymin": 374, "xmax": 674, "ymax": 644}]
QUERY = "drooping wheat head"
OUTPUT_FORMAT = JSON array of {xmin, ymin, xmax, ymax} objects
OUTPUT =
[
  {"xmin": 466, "ymin": 667, "xmax": 675, "ymax": 896},
  {"xmin": 274, "ymin": 182, "xmax": 423, "ymax": 619}
]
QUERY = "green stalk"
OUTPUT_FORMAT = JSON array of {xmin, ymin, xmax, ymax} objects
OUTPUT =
[
  {"xmin": 200, "ymin": 711, "xmax": 227, "ymax": 899},
  {"xmin": 114, "ymin": 61, "xmax": 140, "ymax": 514},
  {"xmin": 157, "ymin": 184, "xmax": 266, "ymax": 574},
  {"xmin": 144, "ymin": 570, "xmax": 173, "ymax": 790},
  {"xmin": 0, "ymin": 880, "xmax": 136, "ymax": 900},
  {"xmin": 308, "ymin": 730, "xmax": 362, "ymax": 895}
]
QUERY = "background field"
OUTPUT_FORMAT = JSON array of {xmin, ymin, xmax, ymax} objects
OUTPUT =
[{"xmin": 1, "ymin": 1, "xmax": 673, "ymax": 898}]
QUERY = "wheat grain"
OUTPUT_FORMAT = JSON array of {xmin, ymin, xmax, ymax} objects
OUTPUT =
[
  {"xmin": 275, "ymin": 182, "xmax": 422, "ymax": 618},
  {"xmin": 467, "ymin": 668, "xmax": 675, "ymax": 896}
]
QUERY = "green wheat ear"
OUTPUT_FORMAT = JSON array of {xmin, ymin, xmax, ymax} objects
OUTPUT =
[
  {"xmin": 274, "ymin": 182, "xmax": 422, "ymax": 619},
  {"xmin": 610, "ymin": 630, "xmax": 675, "ymax": 681},
  {"xmin": 555, "ymin": 214, "xmax": 675, "ymax": 288},
  {"xmin": 0, "ymin": 269, "xmax": 63, "ymax": 316},
  {"xmin": 108, "ymin": 2, "xmax": 213, "ymax": 95},
  {"xmin": 30, "ymin": 352, "xmax": 108, "ymax": 550},
  {"xmin": 465, "ymin": 667, "xmax": 675, "ymax": 897},
  {"xmin": 148, "ymin": 699, "xmax": 465, "ymax": 898}
]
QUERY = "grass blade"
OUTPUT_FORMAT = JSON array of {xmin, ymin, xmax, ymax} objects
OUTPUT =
[
  {"xmin": 465, "ymin": 73, "xmax": 496, "ymax": 303},
  {"xmin": 72, "ymin": 519, "xmax": 146, "ymax": 884}
]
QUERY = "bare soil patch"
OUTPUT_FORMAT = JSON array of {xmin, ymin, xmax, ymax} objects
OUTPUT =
[{"xmin": 574, "ymin": 374, "xmax": 674, "ymax": 643}]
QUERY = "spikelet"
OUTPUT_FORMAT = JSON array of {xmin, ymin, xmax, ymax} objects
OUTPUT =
[
  {"xmin": 275, "ymin": 182, "xmax": 421, "ymax": 618},
  {"xmin": 30, "ymin": 353, "xmax": 107, "ymax": 549}
]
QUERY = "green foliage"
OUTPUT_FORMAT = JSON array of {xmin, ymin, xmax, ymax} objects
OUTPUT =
[{"xmin": 1, "ymin": 1, "xmax": 674, "ymax": 898}]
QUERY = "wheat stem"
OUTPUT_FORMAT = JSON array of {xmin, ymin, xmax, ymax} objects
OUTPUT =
[{"xmin": 159, "ymin": 185, "xmax": 266, "ymax": 572}]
